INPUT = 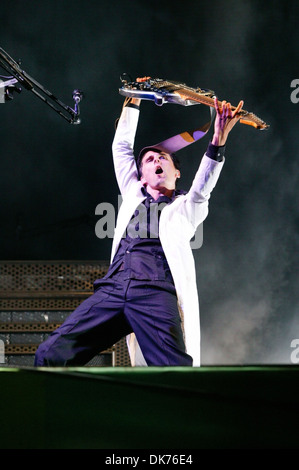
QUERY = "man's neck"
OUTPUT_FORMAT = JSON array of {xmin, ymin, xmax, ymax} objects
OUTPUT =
[{"xmin": 145, "ymin": 185, "xmax": 174, "ymax": 201}]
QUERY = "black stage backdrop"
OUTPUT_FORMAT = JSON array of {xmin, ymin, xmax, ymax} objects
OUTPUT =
[{"xmin": 0, "ymin": 0, "xmax": 298, "ymax": 365}]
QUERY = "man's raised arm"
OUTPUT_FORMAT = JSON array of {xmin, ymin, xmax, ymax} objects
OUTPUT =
[{"xmin": 112, "ymin": 97, "xmax": 141, "ymax": 195}]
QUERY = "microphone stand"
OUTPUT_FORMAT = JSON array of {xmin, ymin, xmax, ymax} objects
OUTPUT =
[{"xmin": 0, "ymin": 47, "xmax": 83, "ymax": 124}]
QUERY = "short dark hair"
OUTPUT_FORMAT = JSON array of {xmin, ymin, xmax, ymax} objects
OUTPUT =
[{"xmin": 136, "ymin": 147, "xmax": 181, "ymax": 178}]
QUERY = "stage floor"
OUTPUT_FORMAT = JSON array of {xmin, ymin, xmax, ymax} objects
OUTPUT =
[{"xmin": 0, "ymin": 365, "xmax": 298, "ymax": 449}]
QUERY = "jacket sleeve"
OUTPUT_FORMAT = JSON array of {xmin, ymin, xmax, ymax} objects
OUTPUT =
[
  {"xmin": 188, "ymin": 154, "xmax": 225, "ymax": 203},
  {"xmin": 183, "ymin": 154, "xmax": 225, "ymax": 231},
  {"xmin": 112, "ymin": 105, "xmax": 140, "ymax": 196}
]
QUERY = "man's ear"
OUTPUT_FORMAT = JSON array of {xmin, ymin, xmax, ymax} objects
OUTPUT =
[{"xmin": 140, "ymin": 175, "xmax": 147, "ymax": 185}]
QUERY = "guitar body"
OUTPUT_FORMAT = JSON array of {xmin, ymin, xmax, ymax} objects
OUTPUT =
[
  {"xmin": 119, "ymin": 78, "xmax": 215, "ymax": 107},
  {"xmin": 119, "ymin": 77, "xmax": 269, "ymax": 130}
]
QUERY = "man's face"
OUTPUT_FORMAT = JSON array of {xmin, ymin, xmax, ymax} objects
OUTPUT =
[{"xmin": 139, "ymin": 150, "xmax": 180, "ymax": 191}]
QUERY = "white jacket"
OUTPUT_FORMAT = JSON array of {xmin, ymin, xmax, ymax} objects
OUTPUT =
[{"xmin": 111, "ymin": 106, "xmax": 224, "ymax": 366}]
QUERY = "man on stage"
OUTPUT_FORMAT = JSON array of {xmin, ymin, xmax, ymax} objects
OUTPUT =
[{"xmin": 35, "ymin": 78, "xmax": 243, "ymax": 367}]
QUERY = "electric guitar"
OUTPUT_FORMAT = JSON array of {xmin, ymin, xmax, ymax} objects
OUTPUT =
[{"xmin": 119, "ymin": 76, "xmax": 269, "ymax": 130}]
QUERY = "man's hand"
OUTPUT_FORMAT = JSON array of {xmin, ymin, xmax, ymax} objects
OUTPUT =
[
  {"xmin": 212, "ymin": 97, "xmax": 244, "ymax": 147},
  {"xmin": 131, "ymin": 77, "xmax": 151, "ymax": 106},
  {"xmin": 123, "ymin": 77, "xmax": 150, "ymax": 108}
]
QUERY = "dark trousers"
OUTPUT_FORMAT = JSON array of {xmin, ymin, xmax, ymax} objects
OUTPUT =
[{"xmin": 34, "ymin": 271, "xmax": 192, "ymax": 367}]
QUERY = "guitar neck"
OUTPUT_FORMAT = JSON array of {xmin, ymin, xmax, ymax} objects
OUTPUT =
[{"xmin": 171, "ymin": 86, "xmax": 268, "ymax": 130}]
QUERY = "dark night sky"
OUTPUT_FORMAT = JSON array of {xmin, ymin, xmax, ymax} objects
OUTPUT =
[{"xmin": 0, "ymin": 0, "xmax": 298, "ymax": 365}]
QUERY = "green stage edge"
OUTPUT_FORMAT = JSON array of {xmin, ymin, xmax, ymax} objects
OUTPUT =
[{"xmin": 0, "ymin": 366, "xmax": 298, "ymax": 449}]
